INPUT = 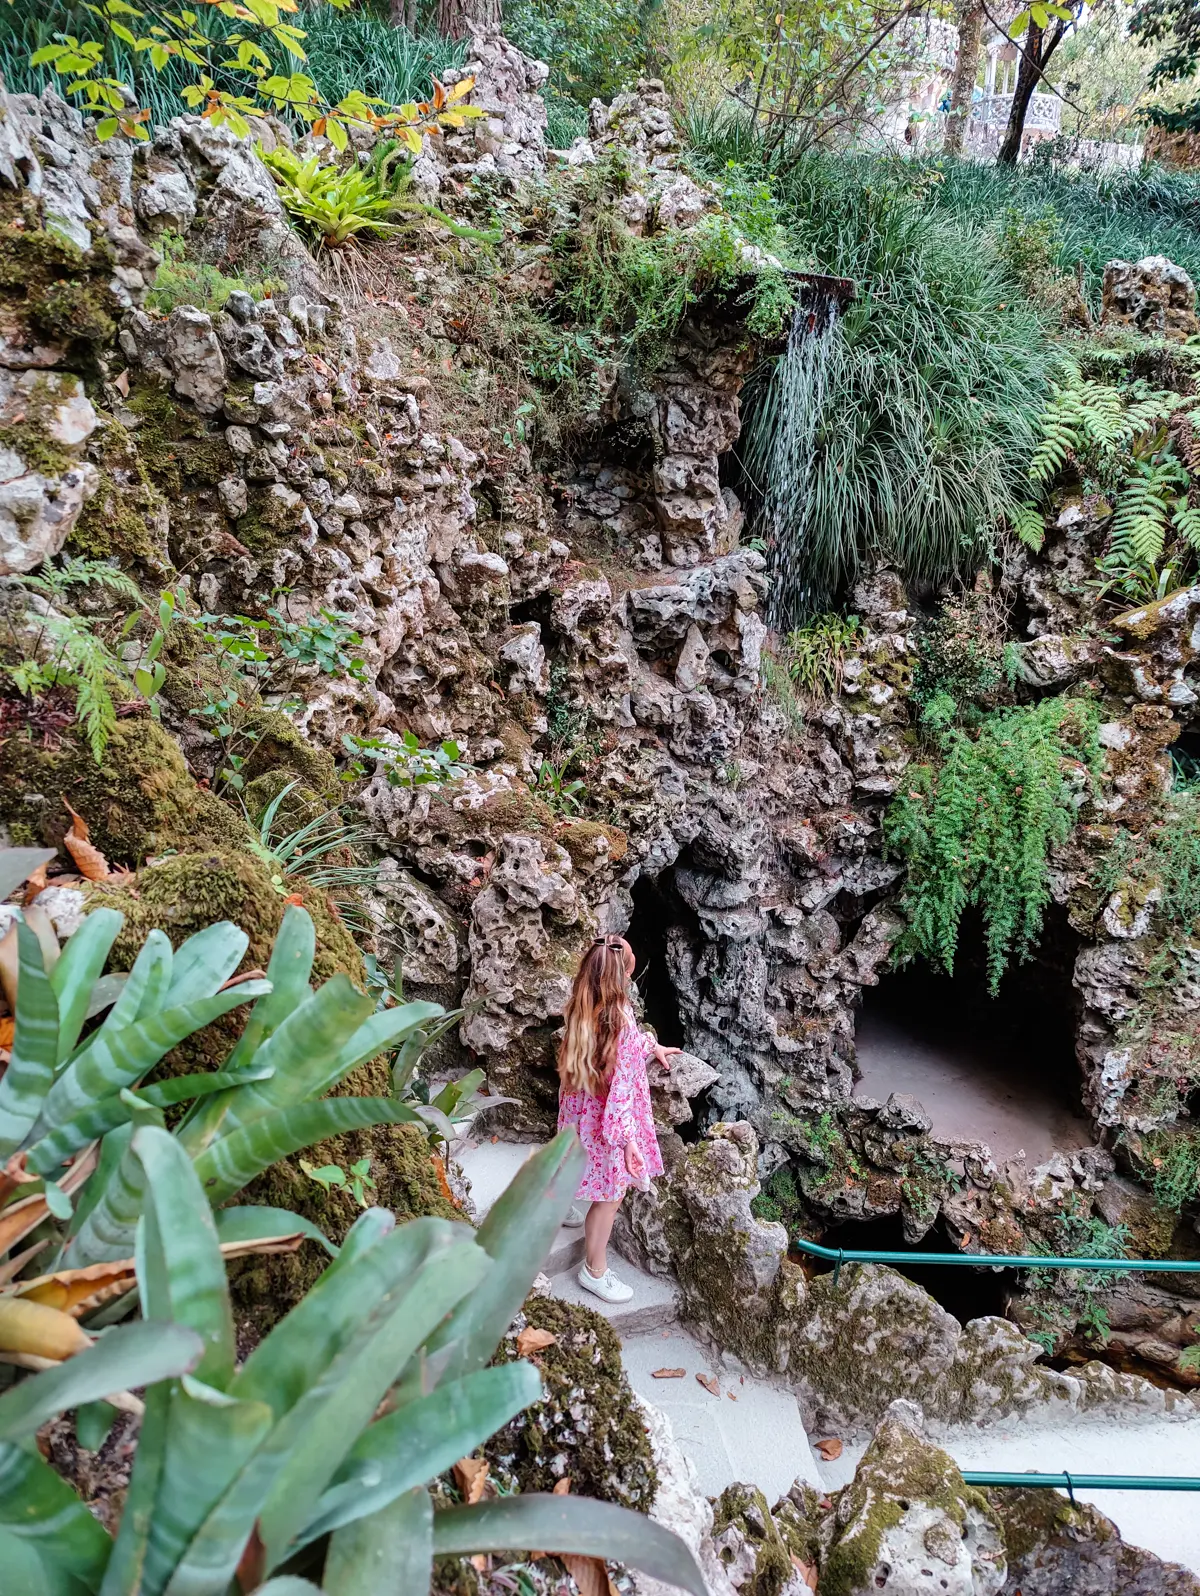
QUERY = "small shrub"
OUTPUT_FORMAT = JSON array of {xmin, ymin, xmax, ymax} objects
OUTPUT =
[
  {"xmin": 145, "ymin": 232, "xmax": 285, "ymax": 314},
  {"xmin": 781, "ymin": 611, "xmax": 861, "ymax": 700}
]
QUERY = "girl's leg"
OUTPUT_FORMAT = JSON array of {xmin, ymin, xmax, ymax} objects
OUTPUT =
[{"xmin": 583, "ymin": 1198, "xmax": 621, "ymax": 1277}]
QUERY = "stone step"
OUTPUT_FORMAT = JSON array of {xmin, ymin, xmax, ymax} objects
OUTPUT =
[
  {"xmin": 544, "ymin": 1229, "xmax": 585, "ymax": 1277},
  {"xmin": 549, "ymin": 1255, "xmax": 681, "ymax": 1336}
]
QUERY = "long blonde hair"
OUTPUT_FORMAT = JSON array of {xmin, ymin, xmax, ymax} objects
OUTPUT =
[{"xmin": 557, "ymin": 936, "xmax": 631, "ymax": 1097}]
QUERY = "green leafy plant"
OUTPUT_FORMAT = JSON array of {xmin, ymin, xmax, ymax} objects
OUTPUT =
[
  {"xmin": 0, "ymin": 902, "xmax": 449, "ymax": 1312},
  {"xmin": 1179, "ymin": 1343, "xmax": 1200, "ymax": 1373},
  {"xmin": 885, "ymin": 695, "xmax": 1101, "ymax": 990},
  {"xmin": 533, "ymin": 757, "xmax": 585, "ymax": 816},
  {"xmin": 300, "ymin": 1155, "xmax": 376, "ymax": 1208},
  {"xmin": 3, "ymin": 561, "xmax": 178, "ymax": 760},
  {"xmin": 0, "ymin": 1127, "xmax": 706, "ymax": 1593},
  {"xmin": 781, "ymin": 611, "xmax": 862, "ymax": 700},
  {"xmin": 342, "ymin": 729, "xmax": 471, "ymax": 790},
  {"xmin": 247, "ymin": 780, "xmax": 381, "ymax": 932}
]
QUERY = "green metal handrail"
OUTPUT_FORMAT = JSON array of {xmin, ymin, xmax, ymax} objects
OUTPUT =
[
  {"xmin": 792, "ymin": 1237, "xmax": 1200, "ymax": 1285},
  {"xmin": 962, "ymin": 1471, "xmax": 1200, "ymax": 1494}
]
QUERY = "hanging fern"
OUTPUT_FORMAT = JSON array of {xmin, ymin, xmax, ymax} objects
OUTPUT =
[{"xmin": 885, "ymin": 696, "xmax": 1101, "ymax": 992}]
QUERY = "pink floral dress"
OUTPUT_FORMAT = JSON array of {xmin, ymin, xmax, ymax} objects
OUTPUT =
[{"xmin": 558, "ymin": 1018, "xmax": 664, "ymax": 1203}]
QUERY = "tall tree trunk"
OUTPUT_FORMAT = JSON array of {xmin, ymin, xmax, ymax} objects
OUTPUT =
[
  {"xmin": 389, "ymin": 0, "xmax": 418, "ymax": 28},
  {"xmin": 436, "ymin": 0, "xmax": 501, "ymax": 37},
  {"xmin": 943, "ymin": 0, "xmax": 984, "ymax": 156},
  {"xmin": 997, "ymin": 22, "xmax": 1064, "ymax": 165}
]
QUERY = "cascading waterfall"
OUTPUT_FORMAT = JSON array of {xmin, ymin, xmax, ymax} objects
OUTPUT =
[{"xmin": 742, "ymin": 284, "xmax": 846, "ymax": 634}]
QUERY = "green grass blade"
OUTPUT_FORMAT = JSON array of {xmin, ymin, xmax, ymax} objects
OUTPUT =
[
  {"xmin": 213, "ymin": 1205, "xmax": 336, "ymax": 1256},
  {"xmin": 163, "ymin": 922, "xmax": 248, "ymax": 1006},
  {"xmin": 427, "ymin": 1129, "xmax": 583, "ymax": 1381},
  {"xmin": 38, "ymin": 981, "xmax": 271, "ymax": 1133},
  {"xmin": 0, "ymin": 1441, "xmax": 111, "ymax": 1592},
  {"xmin": 0, "ymin": 920, "xmax": 59, "ymax": 1157},
  {"xmin": 297, "ymin": 1364, "xmax": 541, "ymax": 1547},
  {"xmin": 323, "ymin": 1488, "xmax": 432, "ymax": 1596},
  {"xmin": 192, "ymin": 1096, "xmax": 423, "ymax": 1206},
  {"xmin": 0, "ymin": 1320, "xmax": 203, "ymax": 1441},
  {"xmin": 431, "ymin": 1496, "xmax": 707, "ymax": 1595},
  {"xmin": 133, "ymin": 1125, "xmax": 236, "ymax": 1390},
  {"xmin": 49, "ymin": 907, "xmax": 123, "ymax": 1063}
]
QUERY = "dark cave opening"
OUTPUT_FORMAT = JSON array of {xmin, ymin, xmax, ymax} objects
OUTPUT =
[
  {"xmin": 812, "ymin": 1212, "xmax": 1015, "ymax": 1323},
  {"xmin": 625, "ymin": 871, "xmax": 686, "ymax": 1050},
  {"xmin": 853, "ymin": 907, "xmax": 1093, "ymax": 1166}
]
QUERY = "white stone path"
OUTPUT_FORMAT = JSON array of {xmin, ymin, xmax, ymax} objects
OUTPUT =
[{"xmin": 456, "ymin": 1136, "xmax": 1200, "ymax": 1575}]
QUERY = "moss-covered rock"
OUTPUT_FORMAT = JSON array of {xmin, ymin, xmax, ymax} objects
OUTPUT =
[
  {"xmin": 239, "ymin": 708, "xmax": 340, "ymax": 797},
  {"xmin": 711, "ymin": 1483, "xmax": 796, "ymax": 1596},
  {"xmin": 989, "ymin": 1485, "xmax": 1200, "ymax": 1594},
  {"xmin": 487, "ymin": 1293, "xmax": 658, "ymax": 1511},
  {"xmin": 88, "ymin": 846, "xmax": 363, "ymax": 986},
  {"xmin": 0, "ymin": 716, "xmax": 249, "ymax": 867}
]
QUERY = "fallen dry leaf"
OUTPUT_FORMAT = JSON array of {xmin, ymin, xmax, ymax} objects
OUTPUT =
[
  {"xmin": 452, "ymin": 1455, "xmax": 489, "ymax": 1505},
  {"xmin": 113, "ymin": 368, "xmax": 130, "ymax": 398},
  {"xmin": 553, "ymin": 1477, "xmax": 571, "ymax": 1495},
  {"xmin": 561, "ymin": 1554, "xmax": 614, "ymax": 1596},
  {"xmin": 791, "ymin": 1555, "xmax": 819, "ymax": 1591},
  {"xmin": 650, "ymin": 1367, "xmax": 686, "ymax": 1379},
  {"xmin": 62, "ymin": 801, "xmax": 111, "ymax": 883},
  {"xmin": 815, "ymin": 1437, "xmax": 843, "ymax": 1461},
  {"xmin": 516, "ymin": 1326, "xmax": 558, "ymax": 1357},
  {"xmin": 22, "ymin": 862, "xmax": 49, "ymax": 905},
  {"xmin": 728, "ymin": 1392, "xmax": 737, "ymax": 1401},
  {"xmin": 696, "ymin": 1372, "xmax": 720, "ymax": 1397}
]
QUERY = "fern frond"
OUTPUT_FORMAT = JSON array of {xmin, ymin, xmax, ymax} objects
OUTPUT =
[
  {"xmin": 56, "ymin": 557, "xmax": 144, "ymax": 604},
  {"xmin": 40, "ymin": 614, "xmax": 122, "ymax": 763},
  {"xmin": 1110, "ymin": 460, "xmax": 1178, "ymax": 567},
  {"xmin": 1173, "ymin": 500, "xmax": 1200, "ymax": 552},
  {"xmin": 1012, "ymin": 502, "xmax": 1046, "ymax": 551}
]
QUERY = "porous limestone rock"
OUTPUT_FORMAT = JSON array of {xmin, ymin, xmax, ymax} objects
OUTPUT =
[
  {"xmin": 989, "ymin": 1485, "xmax": 1200, "ymax": 1594},
  {"xmin": 1102, "ymin": 255, "xmax": 1200, "ymax": 341}
]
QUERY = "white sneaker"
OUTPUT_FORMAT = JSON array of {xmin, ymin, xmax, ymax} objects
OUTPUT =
[
  {"xmin": 577, "ymin": 1263, "xmax": 633, "ymax": 1304},
  {"xmin": 563, "ymin": 1203, "xmax": 587, "ymax": 1228}
]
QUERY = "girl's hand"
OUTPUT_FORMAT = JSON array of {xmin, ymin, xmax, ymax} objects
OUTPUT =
[
  {"xmin": 625, "ymin": 1141, "xmax": 646, "ymax": 1179},
  {"xmin": 652, "ymin": 1042, "xmax": 681, "ymax": 1072}
]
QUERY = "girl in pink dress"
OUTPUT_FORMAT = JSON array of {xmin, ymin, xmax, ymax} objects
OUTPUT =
[{"xmin": 557, "ymin": 934, "xmax": 679, "ymax": 1304}]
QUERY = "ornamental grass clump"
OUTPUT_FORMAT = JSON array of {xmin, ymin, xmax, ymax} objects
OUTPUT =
[{"xmin": 885, "ymin": 695, "xmax": 1101, "ymax": 991}]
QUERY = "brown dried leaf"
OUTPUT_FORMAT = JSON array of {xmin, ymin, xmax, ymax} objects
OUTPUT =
[
  {"xmin": 22, "ymin": 862, "xmax": 49, "ymax": 905},
  {"xmin": 815, "ymin": 1437, "xmax": 843, "ymax": 1461},
  {"xmin": 452, "ymin": 1455, "xmax": 489, "ymax": 1505},
  {"xmin": 650, "ymin": 1367, "xmax": 686, "ymax": 1379},
  {"xmin": 62, "ymin": 801, "xmax": 110, "ymax": 883},
  {"xmin": 561, "ymin": 1554, "xmax": 612, "ymax": 1596},
  {"xmin": 17, "ymin": 1259, "xmax": 138, "ymax": 1317},
  {"xmin": 791, "ymin": 1555, "xmax": 819, "ymax": 1591},
  {"xmin": 113, "ymin": 368, "xmax": 130, "ymax": 398},
  {"xmin": 516, "ymin": 1326, "xmax": 558, "ymax": 1357},
  {"xmin": 552, "ymin": 1477, "xmax": 571, "ymax": 1495},
  {"xmin": 695, "ymin": 1372, "xmax": 720, "ymax": 1397},
  {"xmin": 0, "ymin": 923, "xmax": 18, "ymax": 1015}
]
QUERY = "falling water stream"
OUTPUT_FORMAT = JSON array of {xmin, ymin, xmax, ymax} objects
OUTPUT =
[{"xmin": 743, "ymin": 287, "xmax": 843, "ymax": 634}]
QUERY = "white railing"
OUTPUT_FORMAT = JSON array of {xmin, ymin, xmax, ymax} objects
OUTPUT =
[{"xmin": 972, "ymin": 89, "xmax": 1062, "ymax": 132}]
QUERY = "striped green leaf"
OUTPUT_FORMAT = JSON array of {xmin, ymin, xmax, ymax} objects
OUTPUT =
[
  {"xmin": 133, "ymin": 1127, "xmax": 235, "ymax": 1390},
  {"xmin": 180, "ymin": 976, "xmax": 374, "ymax": 1153},
  {"xmin": 62, "ymin": 1096, "xmax": 166, "ymax": 1268},
  {"xmin": 100, "ymin": 1375, "xmax": 168, "ymax": 1596},
  {"xmin": 427, "ymin": 1129, "xmax": 583, "ymax": 1382},
  {"xmin": 431, "ymin": 1495, "xmax": 707, "ymax": 1595},
  {"xmin": 323, "ymin": 1487, "xmax": 432, "ymax": 1596},
  {"xmin": 297, "ymin": 1364, "xmax": 540, "ymax": 1548},
  {"xmin": 0, "ymin": 1441, "xmax": 111, "ymax": 1593},
  {"xmin": 38, "ymin": 981, "xmax": 271, "ymax": 1135},
  {"xmin": 213, "ymin": 1205, "xmax": 336, "ymax": 1256},
  {"xmin": 163, "ymin": 922, "xmax": 248, "ymax": 1007},
  {"xmin": 192, "ymin": 1096, "xmax": 422, "ymax": 1207},
  {"xmin": 320, "ymin": 1001, "xmax": 445, "ymax": 1098},
  {"xmin": 167, "ymin": 1220, "xmax": 483, "ymax": 1595},
  {"xmin": 255, "ymin": 1582, "xmax": 322, "ymax": 1595},
  {"xmin": 98, "ymin": 928, "xmax": 172, "ymax": 1035},
  {"xmin": 0, "ymin": 921, "xmax": 59, "ymax": 1157},
  {"xmin": 0, "ymin": 1320, "xmax": 203, "ymax": 1442},
  {"xmin": 50, "ymin": 907, "xmax": 123, "ymax": 1063},
  {"xmin": 26, "ymin": 1066, "xmax": 274, "ymax": 1179}
]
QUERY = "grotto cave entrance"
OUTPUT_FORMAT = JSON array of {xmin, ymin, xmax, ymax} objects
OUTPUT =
[
  {"xmin": 853, "ymin": 908, "xmax": 1093, "ymax": 1166},
  {"xmin": 626, "ymin": 872, "xmax": 687, "ymax": 1050},
  {"xmin": 812, "ymin": 1213, "xmax": 1015, "ymax": 1323}
]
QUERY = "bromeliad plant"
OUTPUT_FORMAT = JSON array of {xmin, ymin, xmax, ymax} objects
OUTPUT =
[
  {"xmin": 0, "ymin": 900, "xmax": 448, "ymax": 1358},
  {"xmin": 0, "ymin": 1126, "xmax": 706, "ymax": 1595}
]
